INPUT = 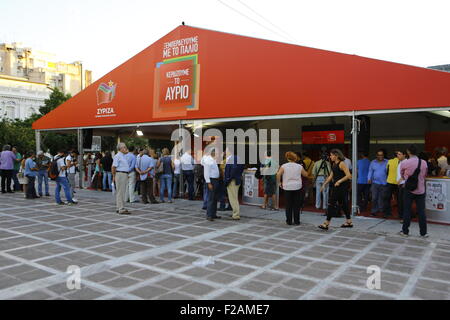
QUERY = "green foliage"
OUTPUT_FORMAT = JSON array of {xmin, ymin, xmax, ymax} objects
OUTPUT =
[
  {"xmin": 123, "ymin": 137, "xmax": 149, "ymax": 150},
  {"xmin": 39, "ymin": 87, "xmax": 72, "ymax": 115},
  {"xmin": 0, "ymin": 118, "xmax": 36, "ymax": 153}
]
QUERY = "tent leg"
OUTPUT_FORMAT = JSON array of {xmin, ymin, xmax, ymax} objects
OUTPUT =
[
  {"xmin": 35, "ymin": 130, "xmax": 41, "ymax": 155},
  {"xmin": 351, "ymin": 113, "xmax": 359, "ymax": 217},
  {"xmin": 179, "ymin": 121, "xmax": 184, "ymax": 199},
  {"xmin": 77, "ymin": 129, "xmax": 84, "ymax": 189}
]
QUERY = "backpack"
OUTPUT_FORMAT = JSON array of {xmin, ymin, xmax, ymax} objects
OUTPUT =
[
  {"xmin": 49, "ymin": 156, "xmax": 65, "ymax": 180},
  {"xmin": 405, "ymin": 158, "xmax": 422, "ymax": 192}
]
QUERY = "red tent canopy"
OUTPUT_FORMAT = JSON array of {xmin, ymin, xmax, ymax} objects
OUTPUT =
[{"xmin": 32, "ymin": 25, "xmax": 450, "ymax": 130}]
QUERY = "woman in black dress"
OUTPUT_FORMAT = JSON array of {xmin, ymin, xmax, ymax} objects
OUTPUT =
[{"xmin": 318, "ymin": 149, "xmax": 353, "ymax": 230}]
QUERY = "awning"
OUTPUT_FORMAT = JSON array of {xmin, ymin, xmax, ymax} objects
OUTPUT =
[{"xmin": 32, "ymin": 25, "xmax": 450, "ymax": 131}]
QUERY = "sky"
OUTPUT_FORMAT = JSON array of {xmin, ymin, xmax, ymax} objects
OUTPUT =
[{"xmin": 1, "ymin": 0, "xmax": 449, "ymax": 81}]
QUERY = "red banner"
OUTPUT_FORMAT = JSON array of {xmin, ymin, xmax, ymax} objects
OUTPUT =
[{"xmin": 302, "ymin": 130, "xmax": 344, "ymax": 144}]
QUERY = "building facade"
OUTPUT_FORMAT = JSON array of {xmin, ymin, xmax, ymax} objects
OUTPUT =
[{"xmin": 0, "ymin": 42, "xmax": 92, "ymax": 120}]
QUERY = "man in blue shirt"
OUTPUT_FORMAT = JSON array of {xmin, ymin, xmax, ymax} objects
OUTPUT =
[
  {"xmin": 367, "ymin": 149, "xmax": 389, "ymax": 217},
  {"xmin": 357, "ymin": 152, "xmax": 371, "ymax": 212},
  {"xmin": 24, "ymin": 151, "xmax": 39, "ymax": 199},
  {"xmin": 125, "ymin": 146, "xmax": 137, "ymax": 203},
  {"xmin": 135, "ymin": 149, "xmax": 158, "ymax": 204}
]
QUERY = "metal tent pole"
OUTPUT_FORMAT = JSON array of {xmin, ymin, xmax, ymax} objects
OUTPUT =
[
  {"xmin": 179, "ymin": 120, "xmax": 184, "ymax": 199},
  {"xmin": 351, "ymin": 112, "xmax": 360, "ymax": 216},
  {"xmin": 77, "ymin": 129, "xmax": 84, "ymax": 189},
  {"xmin": 35, "ymin": 130, "xmax": 41, "ymax": 155}
]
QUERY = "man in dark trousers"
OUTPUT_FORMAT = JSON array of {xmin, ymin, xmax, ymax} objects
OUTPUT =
[{"xmin": 399, "ymin": 145, "xmax": 429, "ymax": 238}]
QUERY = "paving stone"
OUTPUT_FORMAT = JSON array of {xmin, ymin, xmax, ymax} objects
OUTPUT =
[
  {"xmin": 87, "ymin": 271, "xmax": 119, "ymax": 283},
  {"xmin": 282, "ymin": 277, "xmax": 317, "ymax": 291},
  {"xmin": 63, "ymin": 287, "xmax": 107, "ymax": 300},
  {"xmin": 324, "ymin": 286, "xmax": 355, "ymax": 299},
  {"xmin": 158, "ymin": 292, "xmax": 194, "ymax": 300},
  {"xmin": 206, "ymin": 272, "xmax": 239, "ymax": 284},
  {"xmin": 214, "ymin": 291, "xmax": 254, "ymax": 300},
  {"xmin": 301, "ymin": 268, "xmax": 334, "ymax": 279},
  {"xmin": 182, "ymin": 267, "xmax": 212, "ymax": 278},
  {"xmin": 154, "ymin": 276, "xmax": 191, "ymax": 289},
  {"xmin": 156, "ymin": 261, "xmax": 185, "ymax": 271},
  {"xmin": 240, "ymin": 280, "xmax": 273, "ymax": 293},
  {"xmin": 267, "ymin": 287, "xmax": 304, "ymax": 299},
  {"xmin": 128, "ymin": 269, "xmax": 161, "ymax": 281},
  {"xmin": 356, "ymin": 292, "xmax": 393, "ymax": 300},
  {"xmin": 254, "ymin": 272, "xmax": 287, "ymax": 284},
  {"xmin": 110, "ymin": 264, "xmax": 142, "ymax": 275},
  {"xmin": 179, "ymin": 282, "xmax": 217, "ymax": 296},
  {"xmin": 421, "ymin": 270, "xmax": 450, "ymax": 282},
  {"xmin": 102, "ymin": 276, "xmax": 140, "ymax": 288},
  {"xmin": 2, "ymin": 264, "xmax": 38, "ymax": 275},
  {"xmin": 0, "ymin": 275, "xmax": 22, "ymax": 288},
  {"xmin": 130, "ymin": 285, "xmax": 169, "ymax": 299},
  {"xmin": 14, "ymin": 269, "xmax": 53, "ymax": 281},
  {"xmin": 412, "ymin": 287, "xmax": 449, "ymax": 300},
  {"xmin": 415, "ymin": 279, "xmax": 450, "ymax": 293},
  {"xmin": 13, "ymin": 290, "xmax": 53, "ymax": 300},
  {"xmin": 223, "ymin": 265, "xmax": 256, "ymax": 276},
  {"xmin": 138, "ymin": 257, "xmax": 166, "ymax": 266}
]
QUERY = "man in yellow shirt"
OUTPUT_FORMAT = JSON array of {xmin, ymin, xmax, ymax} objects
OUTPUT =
[{"xmin": 385, "ymin": 152, "xmax": 400, "ymax": 218}]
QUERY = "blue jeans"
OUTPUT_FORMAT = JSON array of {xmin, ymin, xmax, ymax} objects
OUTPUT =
[
  {"xmin": 12, "ymin": 169, "xmax": 21, "ymax": 191},
  {"xmin": 402, "ymin": 191, "xmax": 427, "ymax": 236},
  {"xmin": 315, "ymin": 176, "xmax": 328, "ymax": 209},
  {"xmin": 371, "ymin": 183, "xmax": 389, "ymax": 214},
  {"xmin": 37, "ymin": 170, "xmax": 49, "ymax": 195},
  {"xmin": 160, "ymin": 174, "xmax": 173, "ymax": 201},
  {"xmin": 102, "ymin": 171, "xmax": 112, "ymax": 190},
  {"xmin": 202, "ymin": 182, "xmax": 209, "ymax": 209},
  {"xmin": 55, "ymin": 176, "xmax": 73, "ymax": 204},
  {"xmin": 172, "ymin": 174, "xmax": 180, "ymax": 197},
  {"xmin": 183, "ymin": 170, "xmax": 194, "ymax": 200}
]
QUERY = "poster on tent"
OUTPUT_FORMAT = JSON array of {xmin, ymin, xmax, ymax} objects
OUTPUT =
[
  {"xmin": 244, "ymin": 173, "xmax": 254, "ymax": 198},
  {"xmin": 426, "ymin": 180, "xmax": 447, "ymax": 211}
]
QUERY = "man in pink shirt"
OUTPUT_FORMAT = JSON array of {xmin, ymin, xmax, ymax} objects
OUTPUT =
[{"xmin": 399, "ymin": 145, "xmax": 428, "ymax": 238}]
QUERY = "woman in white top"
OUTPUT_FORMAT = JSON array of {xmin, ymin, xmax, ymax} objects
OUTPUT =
[{"xmin": 277, "ymin": 151, "xmax": 309, "ymax": 226}]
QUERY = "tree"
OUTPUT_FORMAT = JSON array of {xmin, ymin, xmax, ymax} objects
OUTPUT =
[{"xmin": 39, "ymin": 88, "xmax": 72, "ymax": 115}]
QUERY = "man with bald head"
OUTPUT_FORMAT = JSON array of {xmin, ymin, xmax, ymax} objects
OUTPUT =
[{"xmin": 112, "ymin": 143, "xmax": 131, "ymax": 214}]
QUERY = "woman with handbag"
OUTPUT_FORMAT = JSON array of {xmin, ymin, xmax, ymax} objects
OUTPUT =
[{"xmin": 318, "ymin": 149, "xmax": 353, "ymax": 230}]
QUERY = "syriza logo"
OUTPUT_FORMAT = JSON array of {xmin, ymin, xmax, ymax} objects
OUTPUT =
[{"xmin": 95, "ymin": 80, "xmax": 117, "ymax": 118}]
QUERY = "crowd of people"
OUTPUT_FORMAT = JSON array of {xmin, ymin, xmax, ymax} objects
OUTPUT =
[
  {"xmin": 111, "ymin": 143, "xmax": 246, "ymax": 219},
  {"xmin": 1, "ymin": 142, "xmax": 448, "ymax": 237}
]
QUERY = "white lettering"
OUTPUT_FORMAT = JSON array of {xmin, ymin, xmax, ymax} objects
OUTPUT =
[{"xmin": 165, "ymin": 85, "xmax": 190, "ymax": 101}]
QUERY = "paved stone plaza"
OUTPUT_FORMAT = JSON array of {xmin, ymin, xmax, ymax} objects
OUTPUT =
[{"xmin": 1, "ymin": 188, "xmax": 450, "ymax": 300}]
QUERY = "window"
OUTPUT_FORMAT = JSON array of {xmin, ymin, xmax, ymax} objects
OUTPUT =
[
  {"xmin": 26, "ymin": 107, "xmax": 36, "ymax": 118},
  {"xmin": 6, "ymin": 106, "xmax": 15, "ymax": 119}
]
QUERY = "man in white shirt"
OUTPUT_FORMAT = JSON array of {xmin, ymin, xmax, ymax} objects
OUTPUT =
[
  {"xmin": 112, "ymin": 143, "xmax": 131, "ymax": 214},
  {"xmin": 203, "ymin": 149, "xmax": 221, "ymax": 221},
  {"xmin": 180, "ymin": 150, "xmax": 195, "ymax": 200},
  {"xmin": 54, "ymin": 150, "xmax": 76, "ymax": 205},
  {"xmin": 65, "ymin": 150, "xmax": 78, "ymax": 201},
  {"xmin": 201, "ymin": 152, "xmax": 210, "ymax": 210}
]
